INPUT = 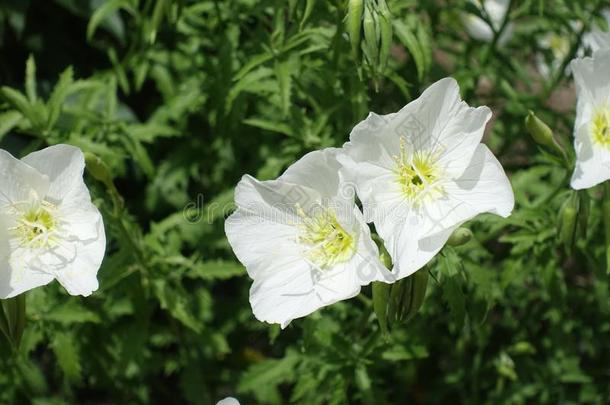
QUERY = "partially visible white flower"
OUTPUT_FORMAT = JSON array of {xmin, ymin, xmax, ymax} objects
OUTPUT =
[
  {"xmin": 536, "ymin": 31, "xmax": 572, "ymax": 78},
  {"xmin": 462, "ymin": 0, "xmax": 513, "ymax": 46},
  {"xmin": 338, "ymin": 78, "xmax": 514, "ymax": 280},
  {"xmin": 569, "ymin": 50, "xmax": 610, "ymax": 189},
  {"xmin": 225, "ymin": 148, "xmax": 393, "ymax": 328},
  {"xmin": 216, "ymin": 397, "xmax": 239, "ymax": 405},
  {"xmin": 0, "ymin": 144, "xmax": 106, "ymax": 298},
  {"xmin": 583, "ymin": 9, "xmax": 610, "ymax": 52}
]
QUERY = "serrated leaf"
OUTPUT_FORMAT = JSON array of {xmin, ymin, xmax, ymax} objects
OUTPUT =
[
  {"xmin": 43, "ymin": 301, "xmax": 102, "ymax": 324},
  {"xmin": 47, "ymin": 66, "xmax": 74, "ymax": 128},
  {"xmin": 152, "ymin": 280, "xmax": 201, "ymax": 333},
  {"xmin": 238, "ymin": 351, "xmax": 298, "ymax": 404},
  {"xmin": 51, "ymin": 332, "xmax": 81, "ymax": 383},
  {"xmin": 0, "ymin": 110, "xmax": 22, "ymax": 141}
]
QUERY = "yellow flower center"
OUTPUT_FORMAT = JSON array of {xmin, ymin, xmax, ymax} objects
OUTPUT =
[
  {"xmin": 591, "ymin": 106, "xmax": 610, "ymax": 149},
  {"xmin": 296, "ymin": 205, "xmax": 356, "ymax": 269},
  {"xmin": 394, "ymin": 138, "xmax": 443, "ymax": 202},
  {"xmin": 9, "ymin": 200, "xmax": 59, "ymax": 249}
]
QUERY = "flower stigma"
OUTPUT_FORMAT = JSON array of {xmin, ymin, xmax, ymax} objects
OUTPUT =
[{"xmin": 296, "ymin": 204, "xmax": 356, "ymax": 269}]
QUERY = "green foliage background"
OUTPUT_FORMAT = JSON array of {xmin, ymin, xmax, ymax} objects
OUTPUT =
[{"xmin": 0, "ymin": 0, "xmax": 610, "ymax": 403}]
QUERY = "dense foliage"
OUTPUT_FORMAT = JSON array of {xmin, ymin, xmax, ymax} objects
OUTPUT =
[{"xmin": 0, "ymin": 0, "xmax": 610, "ymax": 403}]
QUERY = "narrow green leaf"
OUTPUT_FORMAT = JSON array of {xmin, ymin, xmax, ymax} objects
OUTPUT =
[
  {"xmin": 25, "ymin": 55, "xmax": 37, "ymax": 102},
  {"xmin": 393, "ymin": 19, "xmax": 425, "ymax": 81},
  {"xmin": 87, "ymin": 0, "xmax": 133, "ymax": 41}
]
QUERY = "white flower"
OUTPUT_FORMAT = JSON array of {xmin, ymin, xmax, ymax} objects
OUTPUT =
[
  {"xmin": 216, "ymin": 398, "xmax": 239, "ymax": 405},
  {"xmin": 338, "ymin": 78, "xmax": 514, "ymax": 280},
  {"xmin": 225, "ymin": 148, "xmax": 393, "ymax": 328},
  {"xmin": 0, "ymin": 144, "xmax": 106, "ymax": 298},
  {"xmin": 569, "ymin": 50, "xmax": 610, "ymax": 189},
  {"xmin": 462, "ymin": 0, "xmax": 513, "ymax": 46},
  {"xmin": 536, "ymin": 31, "xmax": 572, "ymax": 78},
  {"xmin": 583, "ymin": 9, "xmax": 610, "ymax": 53}
]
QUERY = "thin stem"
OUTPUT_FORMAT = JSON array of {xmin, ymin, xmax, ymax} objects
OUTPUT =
[{"xmin": 603, "ymin": 182, "xmax": 610, "ymax": 274}]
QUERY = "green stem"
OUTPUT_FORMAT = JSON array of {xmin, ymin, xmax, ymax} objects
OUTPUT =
[{"xmin": 603, "ymin": 182, "xmax": 610, "ymax": 274}]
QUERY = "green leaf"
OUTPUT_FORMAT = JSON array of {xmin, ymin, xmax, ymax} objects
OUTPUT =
[
  {"xmin": 25, "ymin": 55, "xmax": 37, "ymax": 102},
  {"xmin": 393, "ymin": 19, "xmax": 426, "ymax": 81},
  {"xmin": 238, "ymin": 351, "xmax": 299, "ymax": 404},
  {"xmin": 51, "ymin": 332, "xmax": 82, "ymax": 383},
  {"xmin": 152, "ymin": 280, "xmax": 201, "ymax": 333},
  {"xmin": 183, "ymin": 259, "xmax": 246, "ymax": 281},
  {"xmin": 43, "ymin": 301, "xmax": 101, "ymax": 325},
  {"xmin": 243, "ymin": 117, "xmax": 295, "ymax": 137},
  {"xmin": 441, "ymin": 251, "xmax": 466, "ymax": 330},
  {"xmin": 46, "ymin": 66, "xmax": 74, "ymax": 128},
  {"xmin": 0, "ymin": 110, "xmax": 23, "ymax": 141},
  {"xmin": 87, "ymin": 0, "xmax": 134, "ymax": 41}
]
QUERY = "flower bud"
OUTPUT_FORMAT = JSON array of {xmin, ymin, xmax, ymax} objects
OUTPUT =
[
  {"xmin": 84, "ymin": 152, "xmax": 113, "ymax": 186},
  {"xmin": 372, "ymin": 281, "xmax": 390, "ymax": 334},
  {"xmin": 377, "ymin": 0, "xmax": 393, "ymax": 72},
  {"xmin": 557, "ymin": 190, "xmax": 588, "ymax": 254},
  {"xmin": 362, "ymin": 1, "xmax": 379, "ymax": 68},
  {"xmin": 386, "ymin": 269, "xmax": 429, "ymax": 326},
  {"xmin": 447, "ymin": 227, "xmax": 473, "ymax": 246},
  {"xmin": 525, "ymin": 110, "xmax": 567, "ymax": 161},
  {"xmin": 346, "ymin": 0, "xmax": 364, "ymax": 60}
]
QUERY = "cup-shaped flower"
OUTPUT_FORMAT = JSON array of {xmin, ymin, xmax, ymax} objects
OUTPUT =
[
  {"xmin": 225, "ymin": 148, "xmax": 394, "ymax": 328},
  {"xmin": 570, "ymin": 50, "xmax": 610, "ymax": 189},
  {"xmin": 0, "ymin": 144, "xmax": 106, "ymax": 298},
  {"xmin": 338, "ymin": 78, "xmax": 514, "ymax": 280},
  {"xmin": 462, "ymin": 0, "xmax": 513, "ymax": 46}
]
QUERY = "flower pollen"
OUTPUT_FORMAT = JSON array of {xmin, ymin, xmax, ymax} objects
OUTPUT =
[
  {"xmin": 296, "ymin": 204, "xmax": 356, "ymax": 269},
  {"xmin": 9, "ymin": 199, "xmax": 60, "ymax": 249},
  {"xmin": 394, "ymin": 137, "xmax": 442, "ymax": 202}
]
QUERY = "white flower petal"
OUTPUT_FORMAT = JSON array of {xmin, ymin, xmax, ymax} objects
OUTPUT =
[
  {"xmin": 60, "ymin": 181, "xmax": 104, "ymax": 242},
  {"xmin": 419, "ymin": 144, "xmax": 514, "ymax": 236},
  {"xmin": 570, "ymin": 51, "xmax": 610, "ymax": 108},
  {"xmin": 22, "ymin": 144, "xmax": 85, "ymax": 202},
  {"xmin": 54, "ymin": 216, "xmax": 105, "ymax": 296},
  {"xmin": 0, "ymin": 149, "xmax": 49, "ymax": 206},
  {"xmin": 216, "ymin": 398, "xmax": 240, "ymax": 405},
  {"xmin": 0, "ymin": 218, "xmax": 54, "ymax": 298},
  {"xmin": 390, "ymin": 226, "xmax": 456, "ymax": 279},
  {"xmin": 571, "ymin": 123, "xmax": 610, "ymax": 189},
  {"xmin": 279, "ymin": 148, "xmax": 347, "ymax": 200}
]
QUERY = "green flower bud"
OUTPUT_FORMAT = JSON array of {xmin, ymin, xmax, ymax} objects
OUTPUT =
[
  {"xmin": 387, "ymin": 270, "xmax": 429, "ymax": 326},
  {"xmin": 362, "ymin": 1, "xmax": 379, "ymax": 68},
  {"xmin": 84, "ymin": 152, "xmax": 113, "ymax": 186},
  {"xmin": 377, "ymin": 0, "xmax": 393, "ymax": 73},
  {"xmin": 372, "ymin": 281, "xmax": 391, "ymax": 334},
  {"xmin": 525, "ymin": 110, "xmax": 567, "ymax": 161},
  {"xmin": 447, "ymin": 227, "xmax": 473, "ymax": 246},
  {"xmin": 346, "ymin": 0, "xmax": 364, "ymax": 60},
  {"xmin": 558, "ymin": 190, "xmax": 588, "ymax": 254}
]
